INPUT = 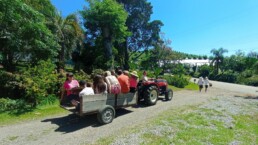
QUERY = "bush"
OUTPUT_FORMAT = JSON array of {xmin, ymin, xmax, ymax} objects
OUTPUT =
[
  {"xmin": 243, "ymin": 76, "xmax": 258, "ymax": 86},
  {"xmin": 21, "ymin": 60, "xmax": 59, "ymax": 106},
  {"xmin": 241, "ymin": 70, "xmax": 253, "ymax": 78},
  {"xmin": 164, "ymin": 75, "xmax": 189, "ymax": 88},
  {"xmin": 198, "ymin": 65, "xmax": 211, "ymax": 78},
  {"xmin": 0, "ymin": 71, "xmax": 24, "ymax": 99},
  {"xmin": 216, "ymin": 71, "xmax": 238, "ymax": 83},
  {"xmin": 91, "ymin": 69, "xmax": 104, "ymax": 78},
  {"xmin": 74, "ymin": 70, "xmax": 91, "ymax": 83},
  {"xmin": 0, "ymin": 98, "xmax": 28, "ymax": 112}
]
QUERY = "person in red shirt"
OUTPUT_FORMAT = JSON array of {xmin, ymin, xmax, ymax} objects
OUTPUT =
[
  {"xmin": 129, "ymin": 71, "xmax": 138, "ymax": 93},
  {"xmin": 117, "ymin": 70, "xmax": 130, "ymax": 93}
]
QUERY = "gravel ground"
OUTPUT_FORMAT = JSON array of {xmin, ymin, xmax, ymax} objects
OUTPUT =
[
  {"xmin": 0, "ymin": 81, "xmax": 257, "ymax": 145},
  {"xmin": 111, "ymin": 86, "xmax": 258, "ymax": 145}
]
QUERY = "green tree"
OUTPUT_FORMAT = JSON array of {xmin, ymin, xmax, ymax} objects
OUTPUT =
[
  {"xmin": 50, "ymin": 14, "xmax": 83, "ymax": 70},
  {"xmin": 22, "ymin": 0, "xmax": 56, "ymax": 19},
  {"xmin": 81, "ymin": 0, "xmax": 130, "ymax": 69},
  {"xmin": 198, "ymin": 64, "xmax": 212, "ymax": 78},
  {"xmin": 210, "ymin": 47, "xmax": 228, "ymax": 74},
  {"xmin": 116, "ymin": 0, "xmax": 163, "ymax": 69},
  {"xmin": 0, "ymin": 0, "xmax": 59, "ymax": 71},
  {"xmin": 23, "ymin": 0, "xmax": 83, "ymax": 70}
]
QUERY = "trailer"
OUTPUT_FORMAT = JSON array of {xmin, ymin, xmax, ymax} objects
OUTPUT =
[{"xmin": 61, "ymin": 92, "xmax": 138, "ymax": 124}]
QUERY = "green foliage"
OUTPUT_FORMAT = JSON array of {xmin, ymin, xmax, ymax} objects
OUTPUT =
[
  {"xmin": 198, "ymin": 64, "xmax": 212, "ymax": 78},
  {"xmin": 81, "ymin": 0, "xmax": 130, "ymax": 68},
  {"xmin": 153, "ymin": 68, "xmax": 162, "ymax": 79},
  {"xmin": 243, "ymin": 75, "xmax": 258, "ymax": 86},
  {"xmin": 0, "ymin": 70, "xmax": 24, "ymax": 99},
  {"xmin": 0, "ymin": 0, "xmax": 59, "ymax": 70},
  {"xmin": 21, "ymin": 60, "xmax": 59, "ymax": 106},
  {"xmin": 254, "ymin": 61, "xmax": 258, "ymax": 74},
  {"xmin": 171, "ymin": 64, "xmax": 186, "ymax": 76},
  {"xmin": 116, "ymin": 0, "xmax": 163, "ymax": 68},
  {"xmin": 0, "ymin": 98, "xmax": 28, "ymax": 112},
  {"xmin": 164, "ymin": 75, "xmax": 189, "ymax": 88},
  {"xmin": 210, "ymin": 47, "xmax": 228, "ymax": 74},
  {"xmin": 215, "ymin": 71, "xmax": 238, "ymax": 83},
  {"xmin": 73, "ymin": 70, "xmax": 91, "ymax": 83},
  {"xmin": 91, "ymin": 69, "xmax": 105, "ymax": 77}
]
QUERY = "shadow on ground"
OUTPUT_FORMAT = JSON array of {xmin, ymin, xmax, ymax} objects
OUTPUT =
[
  {"xmin": 234, "ymin": 94, "xmax": 258, "ymax": 100},
  {"xmin": 41, "ymin": 108, "xmax": 133, "ymax": 133}
]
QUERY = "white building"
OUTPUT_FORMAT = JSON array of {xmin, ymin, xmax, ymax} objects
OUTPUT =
[{"xmin": 179, "ymin": 58, "xmax": 211, "ymax": 66}]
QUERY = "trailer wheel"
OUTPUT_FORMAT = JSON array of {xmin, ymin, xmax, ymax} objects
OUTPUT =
[
  {"xmin": 97, "ymin": 105, "xmax": 115, "ymax": 124},
  {"xmin": 144, "ymin": 86, "xmax": 158, "ymax": 106},
  {"xmin": 165, "ymin": 89, "xmax": 173, "ymax": 101}
]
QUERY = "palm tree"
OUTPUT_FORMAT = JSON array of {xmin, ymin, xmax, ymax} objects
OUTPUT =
[
  {"xmin": 49, "ymin": 13, "xmax": 83, "ymax": 70},
  {"xmin": 210, "ymin": 47, "xmax": 228, "ymax": 74}
]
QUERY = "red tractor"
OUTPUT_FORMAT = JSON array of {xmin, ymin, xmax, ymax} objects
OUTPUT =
[{"xmin": 137, "ymin": 78, "xmax": 173, "ymax": 105}]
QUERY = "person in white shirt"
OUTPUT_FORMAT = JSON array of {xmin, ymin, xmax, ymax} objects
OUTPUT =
[
  {"xmin": 197, "ymin": 77, "xmax": 204, "ymax": 92},
  {"xmin": 79, "ymin": 82, "xmax": 94, "ymax": 97},
  {"xmin": 71, "ymin": 82, "xmax": 94, "ymax": 110},
  {"xmin": 142, "ymin": 71, "xmax": 148, "ymax": 82},
  {"xmin": 204, "ymin": 77, "xmax": 210, "ymax": 92}
]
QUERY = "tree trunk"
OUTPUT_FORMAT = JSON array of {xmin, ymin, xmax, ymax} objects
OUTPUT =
[
  {"xmin": 58, "ymin": 42, "xmax": 65, "ymax": 70},
  {"xmin": 103, "ymin": 27, "xmax": 113, "ymax": 69},
  {"xmin": 124, "ymin": 40, "xmax": 129, "ymax": 70}
]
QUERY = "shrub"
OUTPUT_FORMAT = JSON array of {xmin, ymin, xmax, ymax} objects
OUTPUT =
[
  {"xmin": 0, "ymin": 98, "xmax": 28, "ymax": 112},
  {"xmin": 216, "ymin": 71, "xmax": 238, "ymax": 83},
  {"xmin": 243, "ymin": 75, "xmax": 258, "ymax": 86},
  {"xmin": 198, "ymin": 65, "xmax": 211, "ymax": 78},
  {"xmin": 164, "ymin": 75, "xmax": 189, "ymax": 88},
  {"xmin": 21, "ymin": 60, "xmax": 59, "ymax": 106},
  {"xmin": 241, "ymin": 69, "xmax": 253, "ymax": 78},
  {"xmin": 0, "ymin": 71, "xmax": 24, "ymax": 99},
  {"xmin": 73, "ymin": 70, "xmax": 91, "ymax": 82},
  {"xmin": 91, "ymin": 69, "xmax": 104, "ymax": 78}
]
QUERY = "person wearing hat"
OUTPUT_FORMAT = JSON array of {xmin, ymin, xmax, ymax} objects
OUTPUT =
[{"xmin": 129, "ymin": 71, "xmax": 139, "ymax": 93}]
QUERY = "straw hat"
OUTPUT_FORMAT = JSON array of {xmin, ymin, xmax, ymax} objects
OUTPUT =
[{"xmin": 130, "ymin": 71, "xmax": 138, "ymax": 77}]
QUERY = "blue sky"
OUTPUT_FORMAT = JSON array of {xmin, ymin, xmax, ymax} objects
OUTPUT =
[{"xmin": 51, "ymin": 0, "xmax": 258, "ymax": 56}]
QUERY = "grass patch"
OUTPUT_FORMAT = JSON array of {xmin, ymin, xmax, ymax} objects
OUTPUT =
[
  {"xmin": 184, "ymin": 82, "xmax": 199, "ymax": 90},
  {"xmin": 169, "ymin": 82, "xmax": 199, "ymax": 91},
  {"xmin": 141, "ymin": 107, "xmax": 258, "ymax": 145},
  {"xmin": 8, "ymin": 136, "xmax": 19, "ymax": 141},
  {"xmin": 0, "ymin": 101, "xmax": 67, "ymax": 126},
  {"xmin": 95, "ymin": 104, "xmax": 258, "ymax": 145}
]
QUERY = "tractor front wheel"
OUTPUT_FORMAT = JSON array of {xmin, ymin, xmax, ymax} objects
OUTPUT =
[
  {"xmin": 144, "ymin": 86, "xmax": 158, "ymax": 106},
  {"xmin": 165, "ymin": 89, "xmax": 173, "ymax": 101}
]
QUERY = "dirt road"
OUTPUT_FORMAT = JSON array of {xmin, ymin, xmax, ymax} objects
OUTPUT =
[{"xmin": 0, "ymin": 81, "xmax": 257, "ymax": 145}]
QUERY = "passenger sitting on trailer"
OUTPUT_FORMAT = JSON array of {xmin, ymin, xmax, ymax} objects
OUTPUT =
[
  {"xmin": 79, "ymin": 82, "xmax": 94, "ymax": 97},
  {"xmin": 69, "ymin": 80, "xmax": 87, "ymax": 105},
  {"xmin": 93, "ymin": 75, "xmax": 107, "ymax": 94},
  {"xmin": 117, "ymin": 70, "xmax": 130, "ymax": 93},
  {"xmin": 104, "ymin": 71, "xmax": 121, "ymax": 94},
  {"xmin": 129, "ymin": 71, "xmax": 139, "ymax": 93},
  {"xmin": 71, "ymin": 82, "xmax": 94, "ymax": 110},
  {"xmin": 61, "ymin": 73, "xmax": 79, "ymax": 106}
]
